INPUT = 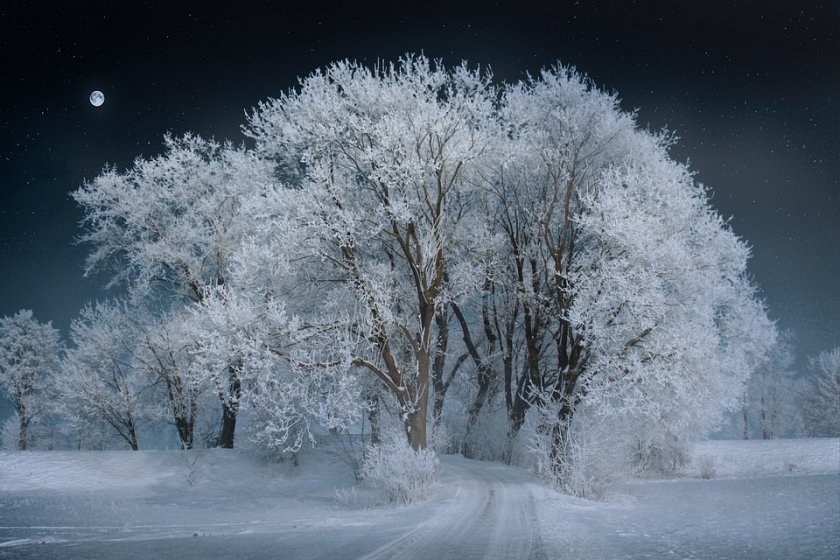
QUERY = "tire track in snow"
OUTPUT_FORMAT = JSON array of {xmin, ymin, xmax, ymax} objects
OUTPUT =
[{"xmin": 362, "ymin": 457, "xmax": 548, "ymax": 560}]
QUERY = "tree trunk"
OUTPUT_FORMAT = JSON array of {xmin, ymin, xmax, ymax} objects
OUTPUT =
[
  {"xmin": 17, "ymin": 400, "xmax": 28, "ymax": 451},
  {"xmin": 431, "ymin": 308, "xmax": 450, "ymax": 429},
  {"xmin": 759, "ymin": 391, "xmax": 771, "ymax": 439},
  {"xmin": 547, "ymin": 401, "xmax": 575, "ymax": 479},
  {"xmin": 503, "ymin": 402, "xmax": 528, "ymax": 465},
  {"xmin": 404, "ymin": 406, "xmax": 428, "ymax": 451},
  {"xmin": 216, "ymin": 370, "xmax": 241, "ymax": 449},
  {"xmin": 403, "ymin": 319, "xmax": 433, "ymax": 450},
  {"xmin": 128, "ymin": 417, "xmax": 139, "ymax": 451},
  {"xmin": 161, "ymin": 374, "xmax": 196, "ymax": 449},
  {"xmin": 547, "ymin": 427, "xmax": 568, "ymax": 481},
  {"xmin": 432, "ymin": 390, "xmax": 446, "ymax": 430},
  {"xmin": 462, "ymin": 374, "xmax": 492, "ymax": 459},
  {"xmin": 217, "ymin": 403, "xmax": 238, "ymax": 449},
  {"xmin": 449, "ymin": 300, "xmax": 497, "ymax": 459},
  {"xmin": 175, "ymin": 414, "xmax": 194, "ymax": 450},
  {"xmin": 503, "ymin": 415, "xmax": 524, "ymax": 465},
  {"xmin": 741, "ymin": 402, "xmax": 749, "ymax": 440},
  {"xmin": 503, "ymin": 361, "xmax": 534, "ymax": 464},
  {"xmin": 368, "ymin": 389, "xmax": 381, "ymax": 445},
  {"xmin": 405, "ymin": 345, "xmax": 430, "ymax": 451},
  {"xmin": 760, "ymin": 410, "xmax": 770, "ymax": 440}
]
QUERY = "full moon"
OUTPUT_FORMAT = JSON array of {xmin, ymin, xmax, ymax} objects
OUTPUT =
[{"xmin": 89, "ymin": 90, "xmax": 105, "ymax": 107}]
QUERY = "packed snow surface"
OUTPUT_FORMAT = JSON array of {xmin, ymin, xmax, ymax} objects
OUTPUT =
[{"xmin": 0, "ymin": 438, "xmax": 837, "ymax": 559}]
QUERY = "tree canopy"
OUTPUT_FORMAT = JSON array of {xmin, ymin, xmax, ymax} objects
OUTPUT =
[{"xmin": 65, "ymin": 56, "xmax": 776, "ymax": 481}]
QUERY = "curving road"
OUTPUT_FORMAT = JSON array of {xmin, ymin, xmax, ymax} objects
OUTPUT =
[{"xmin": 361, "ymin": 457, "xmax": 548, "ymax": 560}]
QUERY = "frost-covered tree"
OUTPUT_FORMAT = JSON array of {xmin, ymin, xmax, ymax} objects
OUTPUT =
[
  {"xmin": 59, "ymin": 300, "xmax": 151, "ymax": 450},
  {"xmin": 798, "ymin": 347, "xmax": 840, "ymax": 437},
  {"xmin": 738, "ymin": 330, "xmax": 798, "ymax": 439},
  {"xmin": 72, "ymin": 134, "xmax": 275, "ymax": 448},
  {"xmin": 72, "ymin": 56, "xmax": 778, "ymax": 477},
  {"xmin": 234, "ymin": 56, "xmax": 774, "ymax": 462},
  {"xmin": 182, "ymin": 285, "xmax": 362, "ymax": 454},
  {"xmin": 72, "ymin": 134, "xmax": 271, "ymax": 298},
  {"xmin": 180, "ymin": 288, "xmax": 250, "ymax": 451},
  {"xmin": 242, "ymin": 57, "xmax": 495, "ymax": 450},
  {"xmin": 456, "ymin": 67, "xmax": 649, "ymax": 461},
  {"xmin": 0, "ymin": 310, "xmax": 63, "ymax": 450},
  {"xmin": 433, "ymin": 65, "xmax": 776, "ymax": 470},
  {"xmin": 562, "ymin": 160, "xmax": 776, "ymax": 471},
  {"xmin": 134, "ymin": 311, "xmax": 209, "ymax": 449}
]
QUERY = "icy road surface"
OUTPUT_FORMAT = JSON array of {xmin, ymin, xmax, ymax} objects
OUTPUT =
[
  {"xmin": 360, "ymin": 459, "xmax": 548, "ymax": 560},
  {"xmin": 0, "ymin": 439, "xmax": 838, "ymax": 559}
]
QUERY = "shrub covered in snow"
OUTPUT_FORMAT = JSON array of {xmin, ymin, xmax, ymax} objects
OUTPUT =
[
  {"xmin": 632, "ymin": 429, "xmax": 691, "ymax": 476},
  {"xmin": 529, "ymin": 401, "xmax": 632, "ymax": 500},
  {"xmin": 695, "ymin": 454, "xmax": 717, "ymax": 479},
  {"xmin": 360, "ymin": 429, "xmax": 439, "ymax": 505}
]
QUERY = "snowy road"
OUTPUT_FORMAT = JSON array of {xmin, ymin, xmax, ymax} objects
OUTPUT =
[{"xmin": 360, "ymin": 458, "xmax": 547, "ymax": 560}]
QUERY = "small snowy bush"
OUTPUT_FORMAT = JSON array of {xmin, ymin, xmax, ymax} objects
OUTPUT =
[
  {"xmin": 320, "ymin": 430, "xmax": 366, "ymax": 482},
  {"xmin": 537, "ymin": 427, "xmax": 625, "ymax": 500},
  {"xmin": 334, "ymin": 485, "xmax": 362, "ymax": 507},
  {"xmin": 696, "ymin": 454, "xmax": 717, "ymax": 479},
  {"xmin": 634, "ymin": 431, "xmax": 691, "ymax": 475},
  {"xmin": 529, "ymin": 401, "xmax": 632, "ymax": 500},
  {"xmin": 360, "ymin": 428, "xmax": 439, "ymax": 505},
  {"xmin": 427, "ymin": 421, "xmax": 453, "ymax": 455}
]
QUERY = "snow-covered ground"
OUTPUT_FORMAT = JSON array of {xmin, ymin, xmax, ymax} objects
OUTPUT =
[
  {"xmin": 0, "ymin": 438, "xmax": 837, "ymax": 559},
  {"xmin": 537, "ymin": 438, "xmax": 840, "ymax": 559}
]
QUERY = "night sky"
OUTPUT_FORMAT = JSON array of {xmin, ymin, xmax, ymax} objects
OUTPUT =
[{"xmin": 1, "ymin": 1, "xmax": 837, "ymax": 370}]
